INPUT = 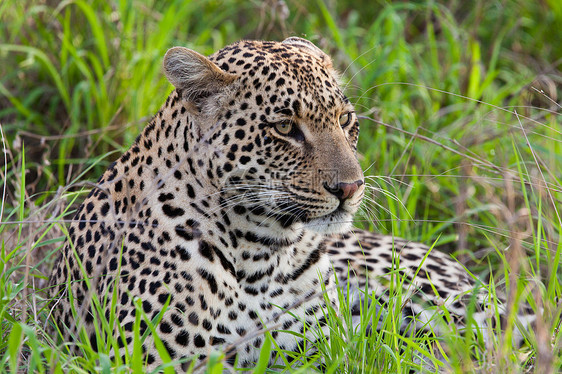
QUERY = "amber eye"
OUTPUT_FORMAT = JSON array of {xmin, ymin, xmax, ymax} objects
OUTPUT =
[
  {"xmin": 339, "ymin": 112, "xmax": 352, "ymax": 128},
  {"xmin": 275, "ymin": 122, "xmax": 293, "ymax": 135}
]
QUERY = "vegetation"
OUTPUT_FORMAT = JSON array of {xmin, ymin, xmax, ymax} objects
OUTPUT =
[{"xmin": 0, "ymin": 0, "xmax": 560, "ymax": 372}]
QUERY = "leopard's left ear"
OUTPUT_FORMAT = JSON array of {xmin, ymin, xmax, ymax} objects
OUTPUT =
[
  {"xmin": 282, "ymin": 37, "xmax": 333, "ymax": 69},
  {"xmin": 164, "ymin": 46, "xmax": 238, "ymax": 105}
]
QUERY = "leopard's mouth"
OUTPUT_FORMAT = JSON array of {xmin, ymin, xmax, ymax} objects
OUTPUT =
[
  {"xmin": 280, "ymin": 200, "xmax": 354, "ymax": 232},
  {"xmin": 221, "ymin": 179, "xmax": 359, "ymax": 232},
  {"xmin": 259, "ymin": 199, "xmax": 353, "ymax": 232}
]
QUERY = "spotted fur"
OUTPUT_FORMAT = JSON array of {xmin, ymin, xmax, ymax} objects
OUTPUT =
[{"xmin": 48, "ymin": 38, "xmax": 534, "ymax": 370}]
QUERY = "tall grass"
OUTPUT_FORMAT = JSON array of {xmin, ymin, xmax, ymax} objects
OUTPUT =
[{"xmin": 0, "ymin": 0, "xmax": 560, "ymax": 372}]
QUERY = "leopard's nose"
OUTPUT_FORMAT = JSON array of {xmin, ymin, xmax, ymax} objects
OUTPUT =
[{"xmin": 324, "ymin": 180, "xmax": 364, "ymax": 201}]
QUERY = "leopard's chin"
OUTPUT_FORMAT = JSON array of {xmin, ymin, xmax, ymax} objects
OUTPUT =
[{"xmin": 304, "ymin": 208, "xmax": 355, "ymax": 234}]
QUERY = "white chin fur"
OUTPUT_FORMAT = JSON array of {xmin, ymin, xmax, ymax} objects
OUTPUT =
[{"xmin": 304, "ymin": 212, "xmax": 354, "ymax": 234}]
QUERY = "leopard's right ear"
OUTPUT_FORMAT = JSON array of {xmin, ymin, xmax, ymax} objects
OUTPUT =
[
  {"xmin": 282, "ymin": 37, "xmax": 333, "ymax": 69},
  {"xmin": 163, "ymin": 47, "xmax": 237, "ymax": 104}
]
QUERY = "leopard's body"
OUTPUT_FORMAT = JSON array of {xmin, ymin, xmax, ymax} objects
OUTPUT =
[{"xmin": 48, "ymin": 38, "xmax": 533, "ymax": 370}]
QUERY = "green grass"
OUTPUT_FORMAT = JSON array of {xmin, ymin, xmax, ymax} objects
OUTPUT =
[{"xmin": 1, "ymin": 0, "xmax": 561, "ymax": 372}]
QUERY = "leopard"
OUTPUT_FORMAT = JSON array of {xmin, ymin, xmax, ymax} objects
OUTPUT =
[{"xmin": 48, "ymin": 37, "xmax": 535, "ymax": 371}]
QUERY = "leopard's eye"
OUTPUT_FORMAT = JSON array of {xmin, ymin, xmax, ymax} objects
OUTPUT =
[
  {"xmin": 275, "ymin": 122, "xmax": 293, "ymax": 135},
  {"xmin": 339, "ymin": 112, "xmax": 352, "ymax": 128}
]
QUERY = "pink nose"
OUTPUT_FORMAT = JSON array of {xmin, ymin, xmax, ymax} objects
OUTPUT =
[{"xmin": 324, "ymin": 180, "xmax": 364, "ymax": 201}]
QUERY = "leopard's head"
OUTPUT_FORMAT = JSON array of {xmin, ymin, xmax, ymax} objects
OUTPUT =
[{"xmin": 163, "ymin": 38, "xmax": 364, "ymax": 237}]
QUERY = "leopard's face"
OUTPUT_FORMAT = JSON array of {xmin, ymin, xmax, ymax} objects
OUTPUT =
[{"xmin": 164, "ymin": 38, "xmax": 364, "ymax": 236}]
